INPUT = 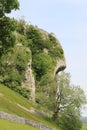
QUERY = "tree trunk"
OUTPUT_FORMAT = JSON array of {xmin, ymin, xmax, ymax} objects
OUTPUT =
[{"xmin": 53, "ymin": 108, "xmax": 59, "ymax": 123}]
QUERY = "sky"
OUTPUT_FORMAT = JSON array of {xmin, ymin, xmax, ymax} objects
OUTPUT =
[{"xmin": 9, "ymin": 0, "xmax": 87, "ymax": 116}]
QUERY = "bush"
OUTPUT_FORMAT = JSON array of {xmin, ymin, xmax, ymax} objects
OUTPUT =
[
  {"xmin": 48, "ymin": 34, "xmax": 64, "ymax": 59},
  {"xmin": 0, "ymin": 44, "xmax": 31, "ymax": 99},
  {"xmin": 13, "ymin": 45, "xmax": 31, "ymax": 73},
  {"xmin": 0, "ymin": 17, "xmax": 16, "ymax": 51},
  {"xmin": 32, "ymin": 53, "xmax": 56, "ymax": 80},
  {"xmin": 59, "ymin": 113, "xmax": 82, "ymax": 130},
  {"xmin": 17, "ymin": 34, "xmax": 30, "ymax": 47},
  {"xmin": 16, "ymin": 18, "xmax": 27, "ymax": 35},
  {"xmin": 26, "ymin": 25, "xmax": 45, "ymax": 54}
]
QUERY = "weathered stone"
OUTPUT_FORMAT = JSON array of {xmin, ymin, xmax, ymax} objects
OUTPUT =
[
  {"xmin": 0, "ymin": 111, "xmax": 25, "ymax": 123},
  {"xmin": 22, "ymin": 59, "xmax": 35, "ymax": 102},
  {"xmin": 0, "ymin": 111, "xmax": 55, "ymax": 130},
  {"xmin": 21, "ymin": 29, "xmax": 66, "ymax": 102},
  {"xmin": 53, "ymin": 59, "xmax": 66, "ymax": 77}
]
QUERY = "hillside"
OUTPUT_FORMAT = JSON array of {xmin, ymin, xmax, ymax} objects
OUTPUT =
[
  {"xmin": 0, "ymin": 119, "xmax": 39, "ymax": 130},
  {"xmin": 0, "ymin": 83, "xmax": 86, "ymax": 130},
  {"xmin": 0, "ymin": 83, "xmax": 60, "ymax": 130}
]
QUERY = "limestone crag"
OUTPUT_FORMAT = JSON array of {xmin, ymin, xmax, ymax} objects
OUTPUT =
[
  {"xmin": 21, "ymin": 28, "xmax": 66, "ymax": 102},
  {"xmin": 22, "ymin": 60, "xmax": 35, "ymax": 102},
  {"xmin": 53, "ymin": 59, "xmax": 66, "ymax": 77}
]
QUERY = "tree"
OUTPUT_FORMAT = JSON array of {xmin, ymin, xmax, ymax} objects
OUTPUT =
[
  {"xmin": 0, "ymin": 0, "xmax": 19, "ymax": 17},
  {"xmin": 59, "ymin": 111, "xmax": 82, "ymax": 130},
  {"xmin": 53, "ymin": 71, "xmax": 86, "ymax": 130},
  {"xmin": 0, "ymin": 0, "xmax": 19, "ymax": 53}
]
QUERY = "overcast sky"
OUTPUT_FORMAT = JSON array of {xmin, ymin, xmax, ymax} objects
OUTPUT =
[{"xmin": 9, "ymin": 0, "xmax": 87, "ymax": 115}]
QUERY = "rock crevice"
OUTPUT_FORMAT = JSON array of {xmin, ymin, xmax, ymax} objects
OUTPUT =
[
  {"xmin": 54, "ymin": 59, "xmax": 66, "ymax": 76},
  {"xmin": 22, "ymin": 59, "xmax": 35, "ymax": 102}
]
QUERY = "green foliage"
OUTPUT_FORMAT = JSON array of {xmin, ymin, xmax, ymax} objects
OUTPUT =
[
  {"xmin": 16, "ymin": 18, "xmax": 27, "ymax": 35},
  {"xmin": 26, "ymin": 25, "xmax": 64, "ymax": 59},
  {"xmin": 1, "ymin": 70, "xmax": 30, "ymax": 99},
  {"xmin": 53, "ymin": 71, "xmax": 86, "ymax": 130},
  {"xmin": 0, "ymin": 11, "xmax": 32, "ymax": 99},
  {"xmin": 17, "ymin": 34, "xmax": 30, "ymax": 47},
  {"xmin": 0, "ymin": 17, "xmax": 16, "ymax": 53},
  {"xmin": 0, "ymin": 1, "xmax": 86, "ymax": 130},
  {"xmin": 0, "ymin": 0, "xmax": 19, "ymax": 17},
  {"xmin": 36, "ymin": 77, "xmax": 57, "ymax": 111},
  {"xmin": 25, "ymin": 25, "xmax": 64, "ymax": 108},
  {"xmin": 26, "ymin": 25, "xmax": 45, "ymax": 54},
  {"xmin": 59, "ymin": 113, "xmax": 82, "ymax": 130},
  {"xmin": 15, "ymin": 46, "xmax": 31, "ymax": 72},
  {"xmin": 0, "ymin": 45, "xmax": 31, "ymax": 99},
  {"xmin": 33, "ymin": 53, "xmax": 56, "ymax": 80},
  {"xmin": 0, "ymin": 0, "xmax": 19, "ymax": 54},
  {"xmin": 0, "ymin": 4, "xmax": 67, "ymax": 129},
  {"xmin": 48, "ymin": 34, "xmax": 64, "ymax": 59},
  {"xmin": 2, "ymin": 70, "xmax": 22, "ymax": 86},
  {"xmin": 0, "ymin": 1, "xmax": 65, "ymax": 115},
  {"xmin": 1, "ymin": 72, "xmax": 30, "ymax": 99}
]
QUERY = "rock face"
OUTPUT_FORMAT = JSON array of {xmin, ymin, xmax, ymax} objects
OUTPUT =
[
  {"xmin": 22, "ymin": 60, "xmax": 35, "ymax": 102},
  {"xmin": 18, "ymin": 27, "xmax": 66, "ymax": 102},
  {"xmin": 0, "ymin": 19, "xmax": 66, "ymax": 103},
  {"xmin": 22, "ymin": 34, "xmax": 66, "ymax": 102},
  {"xmin": 53, "ymin": 59, "xmax": 66, "ymax": 77},
  {"xmin": 22, "ymin": 56, "xmax": 66, "ymax": 103}
]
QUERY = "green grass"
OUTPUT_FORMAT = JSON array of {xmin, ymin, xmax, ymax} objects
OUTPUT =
[
  {"xmin": 0, "ymin": 119, "xmax": 39, "ymax": 130},
  {"xmin": 81, "ymin": 124, "xmax": 87, "ymax": 130},
  {"xmin": 0, "ymin": 84, "xmax": 59, "ymax": 130}
]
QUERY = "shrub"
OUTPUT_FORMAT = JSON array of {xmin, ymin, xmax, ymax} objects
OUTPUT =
[
  {"xmin": 59, "ymin": 112, "xmax": 82, "ymax": 130},
  {"xmin": 48, "ymin": 34, "xmax": 64, "ymax": 59},
  {"xmin": 26, "ymin": 25, "xmax": 45, "ymax": 54},
  {"xmin": 32, "ymin": 53, "xmax": 56, "ymax": 80},
  {"xmin": 0, "ymin": 44, "xmax": 31, "ymax": 99},
  {"xmin": 16, "ymin": 18, "xmax": 27, "ymax": 35}
]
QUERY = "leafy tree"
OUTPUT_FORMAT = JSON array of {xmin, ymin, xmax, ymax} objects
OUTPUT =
[
  {"xmin": 0, "ymin": 0, "xmax": 19, "ymax": 17},
  {"xmin": 59, "ymin": 111, "xmax": 82, "ymax": 130},
  {"xmin": 53, "ymin": 71, "xmax": 86, "ymax": 130},
  {"xmin": 0, "ymin": 17, "xmax": 16, "ymax": 50},
  {"xmin": 0, "ymin": 41, "xmax": 31, "ymax": 99},
  {"xmin": 0, "ymin": 0, "xmax": 19, "ymax": 53},
  {"xmin": 36, "ymin": 76, "xmax": 57, "ymax": 110}
]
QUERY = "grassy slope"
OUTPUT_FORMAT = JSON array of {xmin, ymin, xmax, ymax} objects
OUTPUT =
[
  {"xmin": 0, "ymin": 119, "xmax": 39, "ymax": 130},
  {"xmin": 81, "ymin": 124, "xmax": 87, "ymax": 130},
  {"xmin": 0, "ymin": 84, "xmax": 59, "ymax": 130}
]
